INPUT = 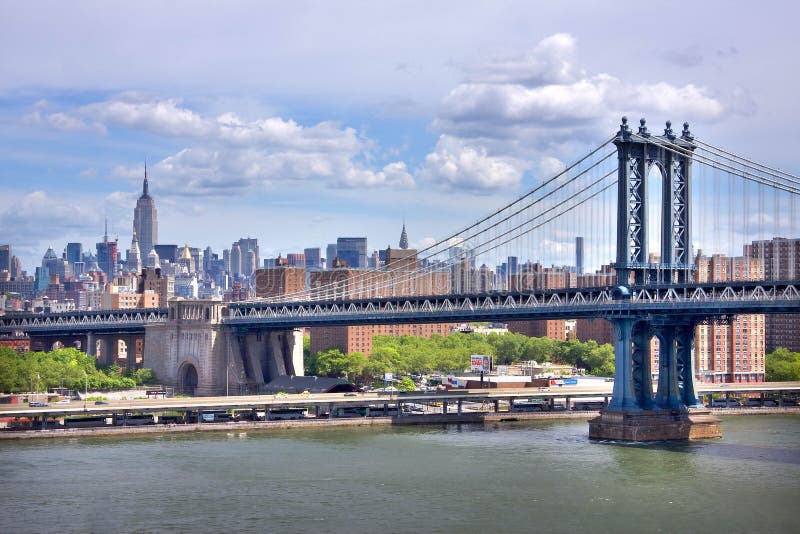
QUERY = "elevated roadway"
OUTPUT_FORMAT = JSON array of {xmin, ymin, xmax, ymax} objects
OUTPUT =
[{"xmin": 2, "ymin": 382, "xmax": 799, "ymax": 419}]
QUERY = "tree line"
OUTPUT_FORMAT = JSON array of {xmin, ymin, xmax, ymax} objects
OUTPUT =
[
  {"xmin": 0, "ymin": 347, "xmax": 157, "ymax": 394},
  {"xmin": 305, "ymin": 331, "xmax": 616, "ymax": 383}
]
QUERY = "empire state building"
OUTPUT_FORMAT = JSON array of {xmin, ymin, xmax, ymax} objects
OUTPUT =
[{"xmin": 133, "ymin": 165, "xmax": 158, "ymax": 258}]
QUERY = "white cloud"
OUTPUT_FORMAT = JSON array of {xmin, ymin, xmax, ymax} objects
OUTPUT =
[
  {"xmin": 537, "ymin": 156, "xmax": 567, "ymax": 179},
  {"xmin": 465, "ymin": 33, "xmax": 579, "ymax": 86},
  {"xmin": 419, "ymin": 135, "xmax": 528, "ymax": 193},
  {"xmin": 434, "ymin": 33, "xmax": 726, "ymax": 154},
  {"xmin": 37, "ymin": 94, "xmax": 414, "ymax": 195},
  {"xmin": 0, "ymin": 191, "xmax": 101, "ymax": 245},
  {"xmin": 413, "ymin": 237, "xmax": 438, "ymax": 250},
  {"xmin": 47, "ymin": 112, "xmax": 106, "ymax": 134}
]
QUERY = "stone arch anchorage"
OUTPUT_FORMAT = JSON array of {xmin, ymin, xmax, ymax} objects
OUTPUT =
[{"xmin": 177, "ymin": 362, "xmax": 199, "ymax": 396}]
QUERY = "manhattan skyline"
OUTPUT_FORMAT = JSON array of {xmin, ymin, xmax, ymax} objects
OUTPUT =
[{"xmin": 1, "ymin": 1, "xmax": 798, "ymax": 270}]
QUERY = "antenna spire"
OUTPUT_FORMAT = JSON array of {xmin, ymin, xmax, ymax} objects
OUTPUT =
[{"xmin": 143, "ymin": 161, "xmax": 150, "ymax": 197}]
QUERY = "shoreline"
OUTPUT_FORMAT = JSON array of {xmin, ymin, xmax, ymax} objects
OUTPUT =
[{"xmin": 2, "ymin": 406, "xmax": 798, "ymax": 441}]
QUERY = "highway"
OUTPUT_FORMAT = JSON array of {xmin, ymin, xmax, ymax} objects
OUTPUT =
[{"xmin": 2, "ymin": 382, "xmax": 799, "ymax": 419}]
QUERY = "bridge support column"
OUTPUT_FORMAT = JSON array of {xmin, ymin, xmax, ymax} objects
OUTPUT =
[
  {"xmin": 607, "ymin": 318, "xmax": 641, "ymax": 411},
  {"xmin": 653, "ymin": 323, "xmax": 683, "ymax": 411},
  {"xmin": 590, "ymin": 314, "xmax": 720, "ymax": 441},
  {"xmin": 85, "ymin": 333, "xmax": 96, "ymax": 357},
  {"xmin": 676, "ymin": 323, "xmax": 702, "ymax": 408}
]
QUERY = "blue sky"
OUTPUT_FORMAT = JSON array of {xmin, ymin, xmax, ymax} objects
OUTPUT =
[{"xmin": 1, "ymin": 1, "xmax": 798, "ymax": 271}]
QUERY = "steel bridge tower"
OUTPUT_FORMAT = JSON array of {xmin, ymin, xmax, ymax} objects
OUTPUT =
[{"xmin": 591, "ymin": 117, "xmax": 719, "ymax": 440}]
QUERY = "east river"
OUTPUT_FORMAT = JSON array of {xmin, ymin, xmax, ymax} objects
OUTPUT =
[{"xmin": 1, "ymin": 415, "xmax": 798, "ymax": 533}]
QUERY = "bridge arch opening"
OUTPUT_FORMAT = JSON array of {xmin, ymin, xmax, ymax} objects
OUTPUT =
[
  {"xmin": 178, "ymin": 363, "xmax": 199, "ymax": 396},
  {"xmin": 647, "ymin": 162, "xmax": 664, "ymax": 274}
]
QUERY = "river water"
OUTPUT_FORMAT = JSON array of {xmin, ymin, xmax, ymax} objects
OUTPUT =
[{"xmin": 1, "ymin": 415, "xmax": 798, "ymax": 533}]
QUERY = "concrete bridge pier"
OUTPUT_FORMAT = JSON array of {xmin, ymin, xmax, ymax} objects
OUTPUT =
[
  {"xmin": 229, "ymin": 328, "xmax": 304, "ymax": 393},
  {"xmin": 590, "ymin": 314, "xmax": 720, "ymax": 441}
]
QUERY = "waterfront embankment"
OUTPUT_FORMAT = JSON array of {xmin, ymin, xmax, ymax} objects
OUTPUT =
[{"xmin": 2, "ymin": 406, "xmax": 798, "ymax": 440}]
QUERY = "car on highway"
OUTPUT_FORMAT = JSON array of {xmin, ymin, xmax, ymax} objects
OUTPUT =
[
  {"xmin": 94, "ymin": 400, "xmax": 109, "ymax": 405},
  {"xmin": 29, "ymin": 402, "xmax": 49, "ymax": 407},
  {"xmin": 344, "ymin": 392, "xmax": 358, "ymax": 397}
]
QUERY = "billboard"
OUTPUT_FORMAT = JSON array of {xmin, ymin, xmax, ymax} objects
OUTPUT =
[{"xmin": 470, "ymin": 355, "xmax": 492, "ymax": 373}]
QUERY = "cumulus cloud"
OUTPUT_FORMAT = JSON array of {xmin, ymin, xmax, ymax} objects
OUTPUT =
[
  {"xmin": 433, "ymin": 33, "xmax": 726, "ymax": 156},
  {"xmin": 0, "ymin": 191, "xmax": 101, "ymax": 244},
  {"xmin": 419, "ymin": 135, "xmax": 528, "ymax": 193},
  {"xmin": 537, "ymin": 156, "xmax": 567, "ymax": 179},
  {"xmin": 37, "ymin": 93, "xmax": 414, "ymax": 194},
  {"xmin": 47, "ymin": 112, "xmax": 107, "ymax": 134},
  {"xmin": 465, "ymin": 33, "xmax": 579, "ymax": 86}
]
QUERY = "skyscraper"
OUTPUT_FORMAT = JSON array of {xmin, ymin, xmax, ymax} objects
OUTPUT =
[
  {"xmin": 96, "ymin": 220, "xmax": 118, "ymax": 279},
  {"xmin": 399, "ymin": 223, "xmax": 409, "ymax": 249},
  {"xmin": 0, "ymin": 245, "xmax": 11, "ymax": 274},
  {"xmin": 66, "ymin": 242, "xmax": 82, "ymax": 266},
  {"xmin": 237, "ymin": 238, "xmax": 259, "ymax": 276},
  {"xmin": 326, "ymin": 244, "xmax": 337, "ymax": 269},
  {"xmin": 126, "ymin": 227, "xmax": 142, "ymax": 273},
  {"xmin": 230, "ymin": 242, "xmax": 242, "ymax": 276},
  {"xmin": 133, "ymin": 165, "xmax": 158, "ymax": 258},
  {"xmin": 336, "ymin": 237, "xmax": 367, "ymax": 269},
  {"xmin": 304, "ymin": 248, "xmax": 321, "ymax": 269},
  {"xmin": 575, "ymin": 236, "xmax": 584, "ymax": 275}
]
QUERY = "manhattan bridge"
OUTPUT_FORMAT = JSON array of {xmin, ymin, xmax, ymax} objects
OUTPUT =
[{"xmin": 2, "ymin": 117, "xmax": 799, "ymax": 432}]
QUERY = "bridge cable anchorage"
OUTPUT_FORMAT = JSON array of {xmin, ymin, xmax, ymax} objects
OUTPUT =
[{"xmin": 259, "ymin": 137, "xmax": 618, "ymax": 304}]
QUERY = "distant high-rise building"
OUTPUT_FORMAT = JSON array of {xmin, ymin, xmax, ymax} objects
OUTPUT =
[
  {"xmin": 34, "ymin": 266, "xmax": 50, "ymax": 293},
  {"xmin": 304, "ymin": 248, "xmax": 321, "ymax": 269},
  {"xmin": 203, "ymin": 246, "xmax": 214, "ymax": 273},
  {"xmin": 66, "ymin": 242, "xmax": 82, "ymax": 266},
  {"xmin": 11, "ymin": 256, "xmax": 22, "ymax": 279},
  {"xmin": 746, "ymin": 237, "xmax": 800, "ymax": 352},
  {"xmin": 0, "ymin": 245, "xmax": 11, "ymax": 274},
  {"xmin": 96, "ymin": 221, "xmax": 119, "ymax": 280},
  {"xmin": 190, "ymin": 247, "xmax": 203, "ymax": 274},
  {"xmin": 237, "ymin": 238, "xmax": 259, "ymax": 275},
  {"xmin": 153, "ymin": 244, "xmax": 178, "ymax": 264},
  {"xmin": 146, "ymin": 248, "xmax": 160, "ymax": 269},
  {"xmin": 42, "ymin": 245, "xmax": 69, "ymax": 280},
  {"xmin": 694, "ymin": 251, "xmax": 765, "ymax": 383},
  {"xmin": 222, "ymin": 248, "xmax": 231, "ymax": 272},
  {"xmin": 126, "ymin": 227, "xmax": 142, "ymax": 273},
  {"xmin": 326, "ymin": 244, "xmax": 337, "ymax": 269},
  {"xmin": 399, "ymin": 223, "xmax": 409, "ymax": 249},
  {"xmin": 133, "ymin": 165, "xmax": 158, "ymax": 259},
  {"xmin": 255, "ymin": 265, "xmax": 306, "ymax": 299},
  {"xmin": 287, "ymin": 253, "xmax": 305, "ymax": 267},
  {"xmin": 245, "ymin": 249, "xmax": 257, "ymax": 276},
  {"xmin": 177, "ymin": 244, "xmax": 194, "ymax": 274},
  {"xmin": 576, "ymin": 236, "xmax": 584, "ymax": 275},
  {"xmin": 336, "ymin": 237, "xmax": 367, "ymax": 269},
  {"xmin": 230, "ymin": 242, "xmax": 242, "ymax": 276}
]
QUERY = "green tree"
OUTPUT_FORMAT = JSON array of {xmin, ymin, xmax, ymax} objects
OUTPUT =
[
  {"xmin": 766, "ymin": 347, "xmax": 800, "ymax": 381},
  {"xmin": 396, "ymin": 376, "xmax": 416, "ymax": 392}
]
